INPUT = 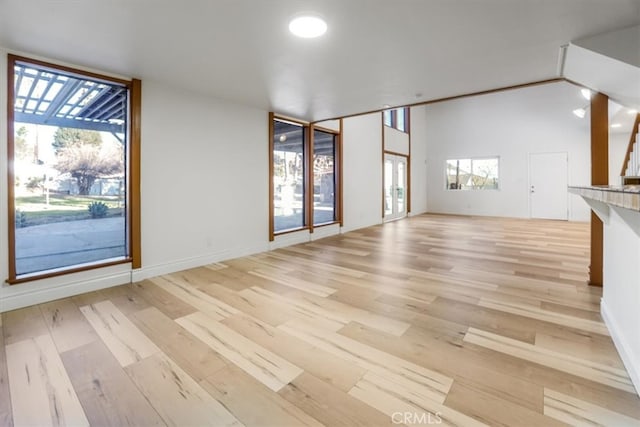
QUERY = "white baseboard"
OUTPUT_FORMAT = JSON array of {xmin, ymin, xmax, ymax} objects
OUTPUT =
[
  {"xmin": 311, "ymin": 224, "xmax": 341, "ymax": 240},
  {"xmin": 131, "ymin": 244, "xmax": 269, "ymax": 282},
  {"xmin": 340, "ymin": 219, "xmax": 383, "ymax": 234},
  {"xmin": 0, "ymin": 271, "xmax": 131, "ymax": 313},
  {"xmin": 270, "ymin": 231, "xmax": 310, "ymax": 249},
  {"xmin": 232, "ymin": 244, "xmax": 272, "ymax": 259},
  {"xmin": 0, "ymin": 243, "xmax": 271, "ymax": 313},
  {"xmin": 601, "ymin": 298, "xmax": 640, "ymax": 397},
  {"xmin": 132, "ymin": 250, "xmax": 228, "ymax": 282},
  {"xmin": 409, "ymin": 209, "xmax": 428, "ymax": 217}
]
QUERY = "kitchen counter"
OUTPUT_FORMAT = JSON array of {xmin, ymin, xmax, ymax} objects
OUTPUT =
[
  {"xmin": 569, "ymin": 184, "xmax": 640, "ymax": 396},
  {"xmin": 568, "ymin": 185, "xmax": 640, "ymax": 211}
]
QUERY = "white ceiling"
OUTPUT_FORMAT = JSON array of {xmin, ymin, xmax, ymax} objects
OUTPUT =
[{"xmin": 1, "ymin": 0, "xmax": 639, "ymax": 121}]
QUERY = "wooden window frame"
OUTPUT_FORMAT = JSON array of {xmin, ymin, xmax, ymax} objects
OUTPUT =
[
  {"xmin": 269, "ymin": 115, "xmax": 310, "ymax": 240},
  {"xmin": 269, "ymin": 114, "xmax": 342, "ymax": 241},
  {"xmin": 383, "ymin": 107, "xmax": 409, "ymax": 133},
  {"xmin": 6, "ymin": 54, "xmax": 141, "ymax": 284},
  {"xmin": 311, "ymin": 125, "xmax": 341, "ymax": 229}
]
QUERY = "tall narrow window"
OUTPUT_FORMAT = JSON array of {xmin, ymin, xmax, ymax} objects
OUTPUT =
[
  {"xmin": 313, "ymin": 129, "xmax": 337, "ymax": 225},
  {"xmin": 383, "ymin": 110, "xmax": 393, "ymax": 127},
  {"xmin": 396, "ymin": 108, "xmax": 406, "ymax": 132},
  {"xmin": 272, "ymin": 119, "xmax": 306, "ymax": 233},
  {"xmin": 383, "ymin": 107, "xmax": 409, "ymax": 133},
  {"xmin": 8, "ymin": 56, "xmax": 139, "ymax": 282}
]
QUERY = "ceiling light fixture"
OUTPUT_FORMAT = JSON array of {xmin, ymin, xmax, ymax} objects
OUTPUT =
[
  {"xmin": 611, "ymin": 123, "xmax": 622, "ymax": 128},
  {"xmin": 581, "ymin": 88, "xmax": 592, "ymax": 100},
  {"xmin": 629, "ymin": 109, "xmax": 638, "ymax": 115},
  {"xmin": 289, "ymin": 14, "xmax": 327, "ymax": 38}
]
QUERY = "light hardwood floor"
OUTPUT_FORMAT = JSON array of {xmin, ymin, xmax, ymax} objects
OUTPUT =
[{"xmin": 1, "ymin": 214, "xmax": 639, "ymax": 426}]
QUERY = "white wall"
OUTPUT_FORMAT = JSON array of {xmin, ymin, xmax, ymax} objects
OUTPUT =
[
  {"xmin": 314, "ymin": 119, "xmax": 340, "ymax": 132},
  {"xmin": 423, "ymin": 82, "xmax": 591, "ymax": 221},
  {"xmin": 341, "ymin": 109, "xmax": 428, "ymax": 222},
  {"xmin": 383, "ymin": 126, "xmax": 409, "ymax": 155},
  {"xmin": 134, "ymin": 80, "xmax": 270, "ymax": 279},
  {"xmin": 342, "ymin": 113, "xmax": 383, "ymax": 232},
  {"xmin": 410, "ymin": 106, "xmax": 428, "ymax": 215},
  {"xmin": 601, "ymin": 206, "xmax": 640, "ymax": 395},
  {"xmin": 610, "ymin": 132, "xmax": 630, "ymax": 185}
]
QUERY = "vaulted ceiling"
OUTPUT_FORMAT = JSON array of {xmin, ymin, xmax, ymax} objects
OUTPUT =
[{"xmin": 1, "ymin": 0, "xmax": 638, "ymax": 121}]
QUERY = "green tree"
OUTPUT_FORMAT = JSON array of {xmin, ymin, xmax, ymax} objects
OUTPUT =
[{"xmin": 52, "ymin": 128, "xmax": 102, "ymax": 155}]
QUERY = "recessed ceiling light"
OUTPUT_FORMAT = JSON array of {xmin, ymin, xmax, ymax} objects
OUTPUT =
[
  {"xmin": 580, "ymin": 88, "xmax": 592, "ymax": 100},
  {"xmin": 611, "ymin": 123, "xmax": 622, "ymax": 128},
  {"xmin": 629, "ymin": 109, "xmax": 638, "ymax": 115},
  {"xmin": 289, "ymin": 14, "xmax": 327, "ymax": 38},
  {"xmin": 382, "ymin": 104, "xmax": 391, "ymax": 109}
]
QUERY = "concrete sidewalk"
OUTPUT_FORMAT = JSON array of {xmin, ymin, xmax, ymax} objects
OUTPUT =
[{"xmin": 15, "ymin": 217, "xmax": 126, "ymax": 274}]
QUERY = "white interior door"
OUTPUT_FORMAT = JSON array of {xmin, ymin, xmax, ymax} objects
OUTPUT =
[
  {"xmin": 529, "ymin": 152, "xmax": 568, "ymax": 220},
  {"xmin": 384, "ymin": 153, "xmax": 408, "ymax": 221}
]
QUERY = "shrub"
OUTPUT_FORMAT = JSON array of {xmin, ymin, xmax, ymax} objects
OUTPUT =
[
  {"xmin": 15, "ymin": 209, "xmax": 27, "ymax": 228},
  {"xmin": 26, "ymin": 176, "xmax": 44, "ymax": 191},
  {"xmin": 88, "ymin": 201, "xmax": 109, "ymax": 218}
]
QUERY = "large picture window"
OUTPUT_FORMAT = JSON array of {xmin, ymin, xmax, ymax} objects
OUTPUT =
[
  {"xmin": 446, "ymin": 157, "xmax": 500, "ymax": 190},
  {"xmin": 7, "ymin": 55, "xmax": 140, "ymax": 283}
]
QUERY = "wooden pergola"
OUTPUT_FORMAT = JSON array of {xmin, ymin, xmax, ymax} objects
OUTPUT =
[{"xmin": 13, "ymin": 61, "xmax": 127, "ymax": 136}]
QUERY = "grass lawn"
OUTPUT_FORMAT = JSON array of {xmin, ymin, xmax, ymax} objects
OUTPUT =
[{"xmin": 16, "ymin": 194, "xmax": 124, "ymax": 227}]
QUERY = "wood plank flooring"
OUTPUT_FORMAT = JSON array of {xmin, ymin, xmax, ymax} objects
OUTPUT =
[{"xmin": 2, "ymin": 214, "xmax": 639, "ymax": 426}]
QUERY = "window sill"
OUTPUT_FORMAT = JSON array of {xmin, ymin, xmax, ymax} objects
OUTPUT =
[
  {"xmin": 313, "ymin": 221, "xmax": 339, "ymax": 229},
  {"xmin": 273, "ymin": 226, "xmax": 310, "ymax": 237},
  {"xmin": 7, "ymin": 257, "xmax": 132, "ymax": 285}
]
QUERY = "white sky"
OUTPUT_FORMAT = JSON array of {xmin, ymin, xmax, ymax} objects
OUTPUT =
[{"xmin": 17, "ymin": 122, "xmax": 121, "ymax": 164}]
